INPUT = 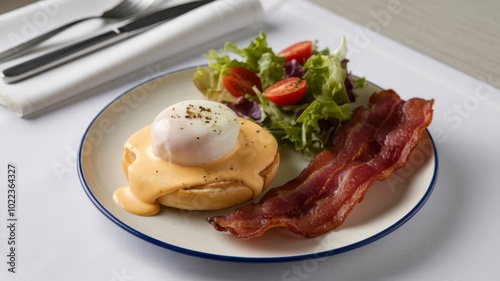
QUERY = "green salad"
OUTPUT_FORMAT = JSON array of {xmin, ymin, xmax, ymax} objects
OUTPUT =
[{"xmin": 193, "ymin": 32, "xmax": 365, "ymax": 156}]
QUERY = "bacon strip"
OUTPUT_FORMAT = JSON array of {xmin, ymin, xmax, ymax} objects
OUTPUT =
[{"xmin": 207, "ymin": 90, "xmax": 434, "ymax": 239}]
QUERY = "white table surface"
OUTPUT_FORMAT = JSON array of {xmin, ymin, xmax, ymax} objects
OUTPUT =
[{"xmin": 1, "ymin": 0, "xmax": 500, "ymax": 280}]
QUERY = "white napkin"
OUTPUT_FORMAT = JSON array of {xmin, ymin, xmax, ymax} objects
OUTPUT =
[{"xmin": 0, "ymin": 0, "xmax": 263, "ymax": 117}]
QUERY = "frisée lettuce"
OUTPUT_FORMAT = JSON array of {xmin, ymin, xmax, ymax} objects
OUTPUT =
[{"xmin": 193, "ymin": 32, "xmax": 365, "ymax": 156}]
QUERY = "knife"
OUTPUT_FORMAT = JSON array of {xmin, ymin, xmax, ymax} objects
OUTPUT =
[{"xmin": 1, "ymin": 0, "xmax": 215, "ymax": 84}]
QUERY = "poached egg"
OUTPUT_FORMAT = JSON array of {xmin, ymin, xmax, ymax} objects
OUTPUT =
[{"xmin": 151, "ymin": 100, "xmax": 240, "ymax": 166}]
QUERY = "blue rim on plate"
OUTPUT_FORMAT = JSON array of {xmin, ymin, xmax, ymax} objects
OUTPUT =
[{"xmin": 77, "ymin": 65, "xmax": 438, "ymax": 263}]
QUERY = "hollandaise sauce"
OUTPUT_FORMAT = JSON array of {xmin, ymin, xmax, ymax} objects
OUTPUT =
[{"xmin": 113, "ymin": 118, "xmax": 277, "ymax": 216}]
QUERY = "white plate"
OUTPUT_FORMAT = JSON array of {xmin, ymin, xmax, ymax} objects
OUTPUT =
[{"xmin": 77, "ymin": 67, "xmax": 438, "ymax": 262}]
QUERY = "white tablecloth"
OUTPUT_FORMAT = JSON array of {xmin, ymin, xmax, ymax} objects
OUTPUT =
[{"xmin": 1, "ymin": 0, "xmax": 500, "ymax": 280}]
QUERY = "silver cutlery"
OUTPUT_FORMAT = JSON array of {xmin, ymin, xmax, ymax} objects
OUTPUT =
[
  {"xmin": 1, "ymin": 0, "xmax": 215, "ymax": 84},
  {"xmin": 0, "ymin": 0, "xmax": 156, "ymax": 62}
]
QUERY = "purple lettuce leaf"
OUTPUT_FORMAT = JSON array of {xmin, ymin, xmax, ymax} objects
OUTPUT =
[
  {"xmin": 222, "ymin": 97, "xmax": 262, "ymax": 122},
  {"xmin": 284, "ymin": 59, "xmax": 305, "ymax": 78}
]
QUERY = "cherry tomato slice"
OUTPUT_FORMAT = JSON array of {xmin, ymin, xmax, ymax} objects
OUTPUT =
[
  {"xmin": 277, "ymin": 41, "xmax": 313, "ymax": 64},
  {"xmin": 264, "ymin": 77, "xmax": 307, "ymax": 106},
  {"xmin": 222, "ymin": 67, "xmax": 262, "ymax": 98}
]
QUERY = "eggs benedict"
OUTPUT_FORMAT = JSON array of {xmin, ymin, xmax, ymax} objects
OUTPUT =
[{"xmin": 113, "ymin": 100, "xmax": 279, "ymax": 216}]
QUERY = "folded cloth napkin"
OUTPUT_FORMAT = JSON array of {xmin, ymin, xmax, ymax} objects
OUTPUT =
[{"xmin": 0, "ymin": 0, "xmax": 263, "ymax": 117}]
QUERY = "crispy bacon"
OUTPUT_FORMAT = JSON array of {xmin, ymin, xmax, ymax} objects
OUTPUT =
[{"xmin": 207, "ymin": 90, "xmax": 434, "ymax": 239}]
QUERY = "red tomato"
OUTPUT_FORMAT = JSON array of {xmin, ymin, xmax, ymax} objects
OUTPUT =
[
  {"xmin": 222, "ymin": 67, "xmax": 262, "ymax": 98},
  {"xmin": 264, "ymin": 77, "xmax": 307, "ymax": 106},
  {"xmin": 277, "ymin": 41, "xmax": 313, "ymax": 64}
]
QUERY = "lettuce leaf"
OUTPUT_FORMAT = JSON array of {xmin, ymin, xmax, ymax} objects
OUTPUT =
[{"xmin": 303, "ymin": 36, "xmax": 349, "ymax": 105}]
